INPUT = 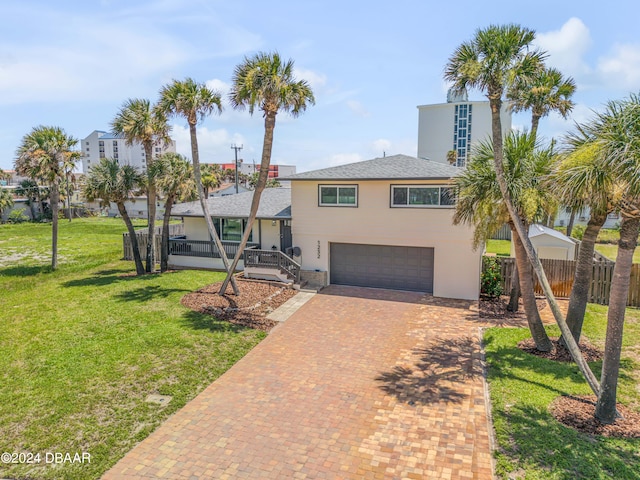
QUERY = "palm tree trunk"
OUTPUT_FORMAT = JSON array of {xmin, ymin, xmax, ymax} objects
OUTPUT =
[
  {"xmin": 28, "ymin": 199, "xmax": 37, "ymax": 221},
  {"xmin": 220, "ymin": 111, "xmax": 276, "ymax": 295},
  {"xmin": 566, "ymin": 211, "xmax": 576, "ymax": 237},
  {"xmin": 160, "ymin": 195, "xmax": 174, "ymax": 273},
  {"xmin": 507, "ymin": 266, "xmax": 520, "ymax": 312},
  {"xmin": 145, "ymin": 142, "xmax": 156, "ymax": 273},
  {"xmin": 595, "ymin": 215, "xmax": 640, "ymax": 423},
  {"xmin": 531, "ymin": 114, "xmax": 541, "ymax": 139},
  {"xmin": 51, "ymin": 183, "xmax": 59, "ymax": 270},
  {"xmin": 118, "ymin": 202, "xmax": 145, "ymax": 275},
  {"xmin": 513, "ymin": 223, "xmax": 552, "ymax": 351},
  {"xmin": 488, "ymin": 95, "xmax": 601, "ymax": 396},
  {"xmin": 560, "ymin": 213, "xmax": 607, "ymax": 346},
  {"xmin": 188, "ymin": 122, "xmax": 239, "ymax": 295}
]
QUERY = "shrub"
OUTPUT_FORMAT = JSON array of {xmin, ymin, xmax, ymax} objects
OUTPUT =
[
  {"xmin": 7, "ymin": 208, "xmax": 29, "ymax": 224},
  {"xmin": 481, "ymin": 256, "xmax": 503, "ymax": 298},
  {"xmin": 571, "ymin": 224, "xmax": 586, "ymax": 240}
]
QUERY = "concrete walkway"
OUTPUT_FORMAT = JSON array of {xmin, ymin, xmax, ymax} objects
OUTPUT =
[
  {"xmin": 103, "ymin": 286, "xmax": 493, "ymax": 479},
  {"xmin": 266, "ymin": 290, "xmax": 316, "ymax": 323}
]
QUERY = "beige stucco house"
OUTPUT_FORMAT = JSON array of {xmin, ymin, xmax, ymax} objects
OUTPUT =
[
  {"xmin": 285, "ymin": 155, "xmax": 480, "ymax": 300},
  {"xmin": 167, "ymin": 155, "xmax": 481, "ymax": 300}
]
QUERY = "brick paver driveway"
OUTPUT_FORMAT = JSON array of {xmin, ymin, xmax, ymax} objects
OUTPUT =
[{"xmin": 104, "ymin": 286, "xmax": 493, "ymax": 479}]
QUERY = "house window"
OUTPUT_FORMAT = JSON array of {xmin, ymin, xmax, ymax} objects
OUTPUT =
[
  {"xmin": 391, "ymin": 185, "xmax": 456, "ymax": 208},
  {"xmin": 213, "ymin": 218, "xmax": 252, "ymax": 242},
  {"xmin": 319, "ymin": 185, "xmax": 358, "ymax": 206}
]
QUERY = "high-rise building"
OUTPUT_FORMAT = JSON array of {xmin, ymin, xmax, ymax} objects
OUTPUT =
[
  {"xmin": 80, "ymin": 130, "xmax": 176, "ymax": 174},
  {"xmin": 416, "ymin": 89, "xmax": 512, "ymax": 167}
]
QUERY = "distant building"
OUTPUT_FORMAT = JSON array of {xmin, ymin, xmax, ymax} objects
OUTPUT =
[
  {"xmin": 217, "ymin": 161, "xmax": 297, "ymax": 179},
  {"xmin": 0, "ymin": 170, "xmax": 31, "ymax": 187},
  {"xmin": 80, "ymin": 130, "xmax": 176, "ymax": 174},
  {"xmin": 417, "ymin": 88, "xmax": 512, "ymax": 167}
]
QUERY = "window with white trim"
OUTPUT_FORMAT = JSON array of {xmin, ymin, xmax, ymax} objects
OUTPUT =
[
  {"xmin": 391, "ymin": 185, "xmax": 456, "ymax": 207},
  {"xmin": 318, "ymin": 185, "xmax": 358, "ymax": 206}
]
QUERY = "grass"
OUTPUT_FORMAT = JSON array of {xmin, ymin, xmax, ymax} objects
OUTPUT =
[
  {"xmin": 485, "ymin": 305, "xmax": 640, "ymax": 479},
  {"xmin": 485, "ymin": 229, "xmax": 640, "ymax": 263},
  {"xmin": 486, "ymin": 239, "xmax": 511, "ymax": 257},
  {"xmin": 0, "ymin": 218, "xmax": 266, "ymax": 480}
]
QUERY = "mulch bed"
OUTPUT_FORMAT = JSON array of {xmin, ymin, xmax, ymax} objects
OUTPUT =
[
  {"xmin": 479, "ymin": 295, "xmax": 548, "ymax": 327},
  {"xmin": 550, "ymin": 395, "xmax": 640, "ymax": 438},
  {"xmin": 517, "ymin": 337, "xmax": 603, "ymax": 362},
  {"xmin": 181, "ymin": 278, "xmax": 297, "ymax": 332}
]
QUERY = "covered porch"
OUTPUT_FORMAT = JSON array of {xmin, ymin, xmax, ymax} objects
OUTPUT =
[{"xmin": 167, "ymin": 189, "xmax": 299, "ymax": 282}]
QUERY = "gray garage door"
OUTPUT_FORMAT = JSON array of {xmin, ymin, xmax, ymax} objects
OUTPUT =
[{"xmin": 330, "ymin": 243, "xmax": 434, "ymax": 293}]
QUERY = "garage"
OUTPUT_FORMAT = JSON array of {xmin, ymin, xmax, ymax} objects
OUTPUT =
[{"xmin": 329, "ymin": 243, "xmax": 434, "ymax": 293}]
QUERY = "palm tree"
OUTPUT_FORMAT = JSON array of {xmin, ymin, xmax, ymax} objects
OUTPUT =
[
  {"xmin": 15, "ymin": 126, "xmax": 79, "ymax": 270},
  {"xmin": 111, "ymin": 98, "xmax": 170, "ymax": 273},
  {"xmin": 15, "ymin": 179, "xmax": 41, "ymax": 219},
  {"xmin": 156, "ymin": 78, "xmax": 240, "ymax": 294},
  {"xmin": 201, "ymin": 163, "xmax": 222, "ymax": 198},
  {"xmin": 550, "ymin": 127, "xmax": 619, "ymax": 347},
  {"xmin": 508, "ymin": 67, "xmax": 576, "ymax": 138},
  {"xmin": 454, "ymin": 132, "xmax": 554, "ymax": 350},
  {"xmin": 445, "ymin": 25, "xmax": 601, "ymax": 396},
  {"xmin": 586, "ymin": 94, "xmax": 640, "ymax": 423},
  {"xmin": 220, "ymin": 52, "xmax": 315, "ymax": 294},
  {"xmin": 149, "ymin": 152, "xmax": 196, "ymax": 272},
  {"xmin": 0, "ymin": 188, "xmax": 13, "ymax": 220},
  {"xmin": 84, "ymin": 158, "xmax": 146, "ymax": 275}
]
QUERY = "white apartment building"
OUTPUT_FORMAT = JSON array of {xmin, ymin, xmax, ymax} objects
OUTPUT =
[
  {"xmin": 417, "ymin": 89, "xmax": 512, "ymax": 167},
  {"xmin": 80, "ymin": 130, "xmax": 176, "ymax": 174}
]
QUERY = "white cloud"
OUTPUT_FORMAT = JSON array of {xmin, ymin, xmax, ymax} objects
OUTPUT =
[
  {"xmin": 371, "ymin": 139, "xmax": 392, "ymax": 156},
  {"xmin": 347, "ymin": 100, "xmax": 371, "ymax": 118},
  {"xmin": 171, "ymin": 124, "xmax": 247, "ymax": 163},
  {"xmin": 294, "ymin": 68, "xmax": 327, "ymax": 90},
  {"xmin": 597, "ymin": 44, "xmax": 640, "ymax": 90},
  {"xmin": 205, "ymin": 79, "xmax": 231, "ymax": 95},
  {"xmin": 535, "ymin": 18, "xmax": 592, "ymax": 77}
]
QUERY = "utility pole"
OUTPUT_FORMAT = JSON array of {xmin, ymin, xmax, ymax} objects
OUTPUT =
[{"xmin": 231, "ymin": 144, "xmax": 243, "ymax": 193}]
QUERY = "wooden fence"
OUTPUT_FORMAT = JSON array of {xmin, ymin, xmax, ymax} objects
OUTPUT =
[
  {"xmin": 490, "ymin": 256, "xmax": 640, "ymax": 307},
  {"xmin": 122, "ymin": 223, "xmax": 185, "ymax": 261}
]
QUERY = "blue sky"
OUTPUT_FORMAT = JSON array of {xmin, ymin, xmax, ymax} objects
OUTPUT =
[{"xmin": 1, "ymin": 0, "xmax": 638, "ymax": 172}]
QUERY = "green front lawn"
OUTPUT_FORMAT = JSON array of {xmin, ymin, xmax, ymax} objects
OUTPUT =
[
  {"xmin": 486, "ymin": 305, "xmax": 640, "ymax": 479},
  {"xmin": 595, "ymin": 243, "xmax": 640, "ymax": 263},
  {"xmin": 0, "ymin": 218, "xmax": 265, "ymax": 479}
]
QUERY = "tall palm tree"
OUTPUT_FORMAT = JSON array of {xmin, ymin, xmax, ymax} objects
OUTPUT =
[
  {"xmin": 220, "ymin": 52, "xmax": 315, "ymax": 294},
  {"xmin": 149, "ymin": 152, "xmax": 196, "ymax": 272},
  {"xmin": 508, "ymin": 67, "xmax": 576, "ymax": 138},
  {"xmin": 156, "ymin": 78, "xmax": 240, "ymax": 294},
  {"xmin": 454, "ymin": 132, "xmax": 554, "ymax": 350},
  {"xmin": 15, "ymin": 126, "xmax": 79, "ymax": 270},
  {"xmin": 587, "ymin": 94, "xmax": 640, "ymax": 423},
  {"xmin": 84, "ymin": 158, "xmax": 146, "ymax": 275},
  {"xmin": 550, "ymin": 127, "xmax": 619, "ymax": 346},
  {"xmin": 505, "ymin": 66, "xmax": 575, "ymax": 308},
  {"xmin": 445, "ymin": 25, "xmax": 601, "ymax": 396},
  {"xmin": 0, "ymin": 188, "xmax": 13, "ymax": 219},
  {"xmin": 111, "ymin": 98, "xmax": 170, "ymax": 273}
]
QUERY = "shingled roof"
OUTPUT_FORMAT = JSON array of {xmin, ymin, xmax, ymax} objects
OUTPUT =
[
  {"xmin": 171, "ymin": 188, "xmax": 291, "ymax": 219},
  {"xmin": 283, "ymin": 154, "xmax": 461, "ymax": 181}
]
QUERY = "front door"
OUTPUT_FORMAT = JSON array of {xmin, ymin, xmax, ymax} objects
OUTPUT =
[{"xmin": 280, "ymin": 220, "xmax": 292, "ymax": 252}]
